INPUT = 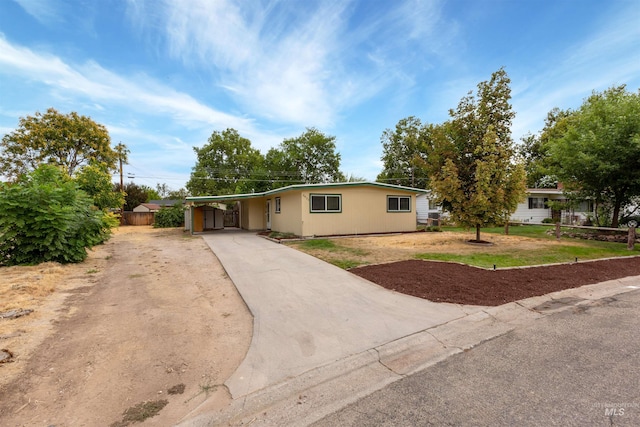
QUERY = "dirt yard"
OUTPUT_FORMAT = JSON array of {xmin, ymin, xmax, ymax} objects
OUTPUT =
[{"xmin": 0, "ymin": 227, "xmax": 252, "ymax": 427}]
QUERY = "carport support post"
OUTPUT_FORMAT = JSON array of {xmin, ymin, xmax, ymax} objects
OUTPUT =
[
  {"xmin": 629, "ymin": 226, "xmax": 636, "ymax": 250},
  {"xmin": 555, "ymin": 222, "xmax": 561, "ymax": 240}
]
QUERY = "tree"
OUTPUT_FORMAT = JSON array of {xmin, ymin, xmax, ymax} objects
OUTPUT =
[
  {"xmin": 186, "ymin": 128, "xmax": 264, "ymax": 196},
  {"xmin": 122, "ymin": 182, "xmax": 151, "ymax": 211},
  {"xmin": 0, "ymin": 108, "xmax": 116, "ymax": 180},
  {"xmin": 75, "ymin": 163, "xmax": 125, "ymax": 210},
  {"xmin": 0, "ymin": 164, "xmax": 116, "ymax": 265},
  {"xmin": 426, "ymin": 69, "xmax": 527, "ymax": 242},
  {"xmin": 545, "ymin": 85, "xmax": 640, "ymax": 227},
  {"xmin": 518, "ymin": 108, "xmax": 571, "ymax": 188},
  {"xmin": 377, "ymin": 116, "xmax": 430, "ymax": 188},
  {"xmin": 278, "ymin": 128, "xmax": 342, "ymax": 184}
]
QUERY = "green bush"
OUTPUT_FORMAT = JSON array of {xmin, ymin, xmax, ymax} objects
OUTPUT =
[
  {"xmin": 0, "ymin": 165, "xmax": 114, "ymax": 266},
  {"xmin": 541, "ymin": 218, "xmax": 556, "ymax": 224},
  {"xmin": 153, "ymin": 204, "xmax": 184, "ymax": 228}
]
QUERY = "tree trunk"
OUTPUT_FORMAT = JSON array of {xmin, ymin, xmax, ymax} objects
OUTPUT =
[
  {"xmin": 612, "ymin": 198, "xmax": 622, "ymax": 228},
  {"xmin": 476, "ymin": 225, "xmax": 481, "ymax": 242}
]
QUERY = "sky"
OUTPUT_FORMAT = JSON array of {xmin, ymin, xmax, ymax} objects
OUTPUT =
[{"xmin": 1, "ymin": 0, "xmax": 639, "ymax": 192}]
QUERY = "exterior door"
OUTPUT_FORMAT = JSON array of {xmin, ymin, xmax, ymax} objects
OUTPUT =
[{"xmin": 266, "ymin": 200, "xmax": 271, "ymax": 230}]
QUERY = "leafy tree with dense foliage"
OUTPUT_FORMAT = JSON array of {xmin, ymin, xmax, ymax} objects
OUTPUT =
[
  {"xmin": 121, "ymin": 182, "xmax": 155, "ymax": 211},
  {"xmin": 0, "ymin": 165, "xmax": 116, "ymax": 266},
  {"xmin": 186, "ymin": 128, "xmax": 265, "ymax": 196},
  {"xmin": 76, "ymin": 162, "xmax": 125, "ymax": 210},
  {"xmin": 0, "ymin": 108, "xmax": 116, "ymax": 180},
  {"xmin": 377, "ymin": 116, "xmax": 430, "ymax": 188},
  {"xmin": 425, "ymin": 69, "xmax": 527, "ymax": 242},
  {"xmin": 518, "ymin": 108, "xmax": 571, "ymax": 188},
  {"xmin": 153, "ymin": 204, "xmax": 185, "ymax": 228},
  {"xmin": 544, "ymin": 85, "xmax": 640, "ymax": 227},
  {"xmin": 277, "ymin": 128, "xmax": 343, "ymax": 184}
]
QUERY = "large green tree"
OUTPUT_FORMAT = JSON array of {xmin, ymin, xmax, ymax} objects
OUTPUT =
[
  {"xmin": 120, "ymin": 182, "xmax": 157, "ymax": 211},
  {"xmin": 377, "ymin": 116, "xmax": 430, "ymax": 188},
  {"xmin": 426, "ymin": 69, "xmax": 527, "ymax": 242},
  {"xmin": 75, "ymin": 162, "xmax": 125, "ymax": 210},
  {"xmin": 278, "ymin": 128, "xmax": 343, "ymax": 184},
  {"xmin": 186, "ymin": 128, "xmax": 264, "ymax": 196},
  {"xmin": 0, "ymin": 108, "xmax": 116, "ymax": 180},
  {"xmin": 545, "ymin": 85, "xmax": 640, "ymax": 227}
]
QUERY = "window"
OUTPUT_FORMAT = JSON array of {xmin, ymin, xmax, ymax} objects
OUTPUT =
[
  {"xmin": 528, "ymin": 197, "xmax": 548, "ymax": 209},
  {"xmin": 388, "ymin": 196, "xmax": 411, "ymax": 212},
  {"xmin": 310, "ymin": 194, "xmax": 341, "ymax": 213},
  {"xmin": 275, "ymin": 197, "xmax": 281, "ymax": 213}
]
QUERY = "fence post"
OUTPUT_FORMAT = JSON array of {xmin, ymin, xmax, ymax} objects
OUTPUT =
[
  {"xmin": 629, "ymin": 226, "xmax": 636, "ymax": 250},
  {"xmin": 555, "ymin": 222, "xmax": 561, "ymax": 240}
]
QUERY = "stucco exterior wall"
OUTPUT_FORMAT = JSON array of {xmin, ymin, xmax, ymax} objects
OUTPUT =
[{"xmin": 295, "ymin": 186, "xmax": 417, "ymax": 237}]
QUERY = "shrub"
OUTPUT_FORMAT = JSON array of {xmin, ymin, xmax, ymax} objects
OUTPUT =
[
  {"xmin": 541, "ymin": 218, "xmax": 555, "ymax": 224},
  {"xmin": 0, "ymin": 165, "xmax": 114, "ymax": 266},
  {"xmin": 153, "ymin": 204, "xmax": 184, "ymax": 228}
]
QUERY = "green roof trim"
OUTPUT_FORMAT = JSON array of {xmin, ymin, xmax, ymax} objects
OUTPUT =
[{"xmin": 185, "ymin": 181, "xmax": 429, "ymax": 204}]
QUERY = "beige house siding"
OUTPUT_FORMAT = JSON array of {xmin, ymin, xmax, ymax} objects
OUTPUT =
[
  {"xmin": 241, "ymin": 198, "xmax": 267, "ymax": 230},
  {"xmin": 298, "ymin": 186, "xmax": 416, "ymax": 237},
  {"xmin": 271, "ymin": 190, "xmax": 304, "ymax": 235}
]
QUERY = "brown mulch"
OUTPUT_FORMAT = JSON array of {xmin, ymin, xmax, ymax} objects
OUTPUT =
[{"xmin": 351, "ymin": 257, "xmax": 640, "ymax": 306}]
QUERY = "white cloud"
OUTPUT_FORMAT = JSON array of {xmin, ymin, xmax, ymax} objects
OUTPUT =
[
  {"xmin": 129, "ymin": 0, "xmax": 454, "ymax": 128},
  {"xmin": 511, "ymin": 3, "xmax": 640, "ymax": 140},
  {"xmin": 0, "ymin": 35, "xmax": 257, "ymax": 134},
  {"xmin": 13, "ymin": 0, "xmax": 62, "ymax": 25}
]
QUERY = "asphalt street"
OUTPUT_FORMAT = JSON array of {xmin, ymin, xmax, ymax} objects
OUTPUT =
[{"xmin": 314, "ymin": 289, "xmax": 640, "ymax": 427}]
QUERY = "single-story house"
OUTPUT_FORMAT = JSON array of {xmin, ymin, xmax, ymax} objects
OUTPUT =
[
  {"xmin": 133, "ymin": 203, "xmax": 162, "ymax": 213},
  {"xmin": 185, "ymin": 182, "xmax": 428, "ymax": 236},
  {"xmin": 511, "ymin": 188, "xmax": 594, "ymax": 225}
]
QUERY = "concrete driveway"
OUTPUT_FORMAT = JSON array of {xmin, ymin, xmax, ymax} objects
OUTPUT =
[{"xmin": 200, "ymin": 230, "xmax": 474, "ymax": 398}]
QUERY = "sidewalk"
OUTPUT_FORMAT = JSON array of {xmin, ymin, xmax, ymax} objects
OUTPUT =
[{"xmin": 179, "ymin": 230, "xmax": 640, "ymax": 426}]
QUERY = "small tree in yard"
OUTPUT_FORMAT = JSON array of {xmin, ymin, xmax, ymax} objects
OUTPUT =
[
  {"xmin": 0, "ymin": 165, "xmax": 117, "ymax": 266},
  {"xmin": 426, "ymin": 69, "xmax": 527, "ymax": 242}
]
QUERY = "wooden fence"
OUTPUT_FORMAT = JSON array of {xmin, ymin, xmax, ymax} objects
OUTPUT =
[{"xmin": 121, "ymin": 212, "xmax": 155, "ymax": 226}]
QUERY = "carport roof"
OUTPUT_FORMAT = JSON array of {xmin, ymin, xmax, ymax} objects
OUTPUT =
[{"xmin": 185, "ymin": 181, "xmax": 429, "ymax": 204}]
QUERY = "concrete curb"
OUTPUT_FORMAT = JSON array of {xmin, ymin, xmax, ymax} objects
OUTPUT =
[{"xmin": 177, "ymin": 276, "xmax": 640, "ymax": 427}]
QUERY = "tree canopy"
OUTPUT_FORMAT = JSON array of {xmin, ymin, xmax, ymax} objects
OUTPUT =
[
  {"xmin": 278, "ymin": 127, "xmax": 343, "ymax": 184},
  {"xmin": 187, "ymin": 128, "xmax": 265, "ymax": 196},
  {"xmin": 1, "ymin": 108, "xmax": 116, "ymax": 180},
  {"xmin": 426, "ymin": 68, "xmax": 527, "ymax": 241},
  {"xmin": 377, "ymin": 116, "xmax": 430, "ymax": 188},
  {"xmin": 544, "ymin": 85, "xmax": 640, "ymax": 227},
  {"xmin": 186, "ymin": 127, "xmax": 343, "ymax": 195}
]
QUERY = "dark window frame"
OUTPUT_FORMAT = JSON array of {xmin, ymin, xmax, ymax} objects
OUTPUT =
[
  {"xmin": 387, "ymin": 195, "xmax": 411, "ymax": 212},
  {"xmin": 309, "ymin": 194, "xmax": 342, "ymax": 213}
]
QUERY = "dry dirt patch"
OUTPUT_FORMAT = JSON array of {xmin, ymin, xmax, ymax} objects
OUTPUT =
[{"xmin": 0, "ymin": 226, "xmax": 252, "ymax": 426}]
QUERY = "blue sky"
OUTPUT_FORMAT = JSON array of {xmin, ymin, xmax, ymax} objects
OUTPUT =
[{"xmin": 1, "ymin": 0, "xmax": 639, "ymax": 192}]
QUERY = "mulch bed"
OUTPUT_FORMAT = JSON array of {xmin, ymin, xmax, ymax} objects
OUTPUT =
[{"xmin": 351, "ymin": 257, "xmax": 640, "ymax": 306}]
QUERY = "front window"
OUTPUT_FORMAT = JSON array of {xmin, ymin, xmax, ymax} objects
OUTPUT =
[
  {"xmin": 528, "ymin": 197, "xmax": 548, "ymax": 209},
  {"xmin": 310, "ymin": 194, "xmax": 341, "ymax": 213},
  {"xmin": 388, "ymin": 196, "xmax": 411, "ymax": 212},
  {"xmin": 275, "ymin": 197, "xmax": 281, "ymax": 213}
]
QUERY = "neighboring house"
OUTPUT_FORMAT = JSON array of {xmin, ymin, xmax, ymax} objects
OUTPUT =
[
  {"xmin": 133, "ymin": 203, "xmax": 162, "ymax": 213},
  {"xmin": 416, "ymin": 193, "xmax": 444, "ymax": 225},
  {"xmin": 185, "ymin": 182, "xmax": 428, "ymax": 236},
  {"xmin": 511, "ymin": 188, "xmax": 594, "ymax": 225}
]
